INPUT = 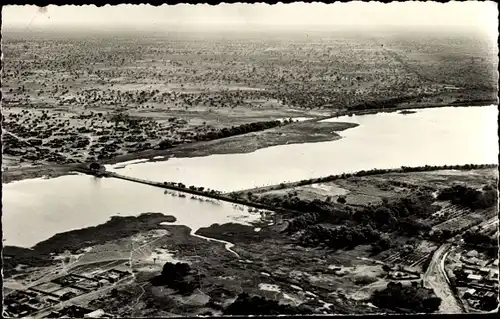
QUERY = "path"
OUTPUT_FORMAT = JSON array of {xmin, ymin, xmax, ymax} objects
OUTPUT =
[
  {"xmin": 190, "ymin": 230, "xmax": 240, "ymax": 258},
  {"xmin": 422, "ymin": 243, "xmax": 462, "ymax": 314}
]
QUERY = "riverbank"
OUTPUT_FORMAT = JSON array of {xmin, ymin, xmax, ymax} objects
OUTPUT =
[
  {"xmin": 1, "ymin": 211, "xmax": 379, "ymax": 316},
  {"xmin": 102, "ymin": 101, "xmax": 497, "ymax": 166},
  {"xmin": 2, "ymin": 213, "xmax": 179, "ymax": 277},
  {"xmin": 2, "ymin": 103, "xmax": 496, "ymax": 185},
  {"xmin": 4, "ymin": 166, "xmax": 497, "ymax": 316},
  {"xmin": 1, "ymin": 164, "xmax": 80, "ymax": 184},
  {"xmin": 1, "ymin": 120, "xmax": 357, "ymax": 184},
  {"xmin": 101, "ymin": 120, "xmax": 358, "ymax": 165},
  {"xmin": 335, "ymin": 99, "xmax": 497, "ymax": 117},
  {"xmin": 231, "ymin": 164, "xmax": 499, "ymax": 196}
]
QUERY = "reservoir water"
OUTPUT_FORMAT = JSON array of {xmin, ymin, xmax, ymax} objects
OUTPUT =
[
  {"xmin": 107, "ymin": 105, "xmax": 498, "ymax": 192},
  {"xmin": 2, "ymin": 105, "xmax": 498, "ymax": 248}
]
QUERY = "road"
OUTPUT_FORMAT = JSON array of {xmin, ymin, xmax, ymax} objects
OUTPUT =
[
  {"xmin": 424, "ymin": 214, "xmax": 499, "ymax": 314},
  {"xmin": 94, "ymin": 171, "xmax": 295, "ymax": 216},
  {"xmin": 423, "ymin": 243, "xmax": 463, "ymax": 314}
]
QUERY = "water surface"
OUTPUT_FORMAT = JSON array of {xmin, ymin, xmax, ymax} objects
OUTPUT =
[
  {"xmin": 2, "ymin": 176, "xmax": 262, "ymax": 248},
  {"xmin": 3, "ymin": 105, "xmax": 497, "ymax": 247},
  {"xmin": 107, "ymin": 105, "xmax": 498, "ymax": 192}
]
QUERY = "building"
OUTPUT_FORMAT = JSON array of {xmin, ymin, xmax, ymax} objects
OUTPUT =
[
  {"xmin": 463, "ymin": 268, "xmax": 473, "ymax": 275},
  {"xmin": 466, "ymin": 250, "xmax": 479, "ymax": 258},
  {"xmin": 479, "ymin": 268, "xmax": 491, "ymax": 275},
  {"xmin": 464, "ymin": 288, "xmax": 477, "ymax": 300},
  {"xmin": 491, "ymin": 270, "xmax": 499, "ymax": 280},
  {"xmin": 484, "ymin": 291, "xmax": 496, "ymax": 298},
  {"xmin": 84, "ymin": 309, "xmax": 105, "ymax": 318},
  {"xmin": 465, "ymin": 288, "xmax": 476, "ymax": 295},
  {"xmin": 467, "ymin": 274, "xmax": 483, "ymax": 282}
]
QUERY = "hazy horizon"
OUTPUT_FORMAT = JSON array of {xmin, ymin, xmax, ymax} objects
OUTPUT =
[{"xmin": 2, "ymin": 2, "xmax": 498, "ymax": 35}]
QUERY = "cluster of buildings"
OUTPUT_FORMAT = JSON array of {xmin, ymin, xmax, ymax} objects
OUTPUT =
[
  {"xmin": 3, "ymin": 290, "xmax": 58, "ymax": 318},
  {"xmin": 47, "ymin": 305, "xmax": 111, "ymax": 318},
  {"xmin": 454, "ymin": 253, "xmax": 499, "ymax": 311},
  {"xmin": 3, "ymin": 268, "xmax": 131, "ymax": 318}
]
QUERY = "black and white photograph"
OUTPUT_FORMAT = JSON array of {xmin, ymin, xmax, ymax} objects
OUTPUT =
[{"xmin": 1, "ymin": 2, "xmax": 499, "ymax": 317}]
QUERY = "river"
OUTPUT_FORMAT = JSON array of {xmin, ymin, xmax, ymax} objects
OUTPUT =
[
  {"xmin": 2, "ymin": 177, "xmax": 263, "ymax": 248},
  {"xmin": 106, "ymin": 105, "xmax": 498, "ymax": 192},
  {"xmin": 2, "ymin": 105, "xmax": 498, "ymax": 248}
]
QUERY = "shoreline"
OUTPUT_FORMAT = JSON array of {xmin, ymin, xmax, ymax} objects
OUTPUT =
[
  {"xmin": 231, "ymin": 164, "xmax": 499, "ymax": 195},
  {"xmin": 4, "ymin": 164, "xmax": 497, "ymax": 270},
  {"xmin": 101, "ymin": 101, "xmax": 497, "ymax": 166},
  {"xmin": 2, "ymin": 102, "xmax": 497, "ymax": 185}
]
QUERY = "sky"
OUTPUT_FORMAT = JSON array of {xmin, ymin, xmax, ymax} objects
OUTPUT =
[{"xmin": 1, "ymin": 2, "xmax": 498, "ymax": 33}]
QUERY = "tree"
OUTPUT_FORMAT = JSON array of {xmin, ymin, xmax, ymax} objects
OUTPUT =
[
  {"xmin": 371, "ymin": 283, "xmax": 441, "ymax": 313},
  {"xmin": 480, "ymin": 294, "xmax": 499, "ymax": 311},
  {"xmin": 224, "ymin": 293, "xmax": 312, "ymax": 315},
  {"xmin": 161, "ymin": 262, "xmax": 190, "ymax": 280},
  {"xmin": 422, "ymin": 297, "xmax": 442, "ymax": 312}
]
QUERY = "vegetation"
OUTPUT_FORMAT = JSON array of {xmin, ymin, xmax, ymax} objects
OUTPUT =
[
  {"xmin": 223, "ymin": 293, "xmax": 313, "ymax": 315},
  {"xmin": 245, "ymin": 164, "xmax": 498, "ymax": 253},
  {"xmin": 461, "ymin": 229, "xmax": 498, "ymax": 257},
  {"xmin": 150, "ymin": 262, "xmax": 201, "ymax": 295},
  {"xmin": 300, "ymin": 224, "xmax": 381, "ymax": 250},
  {"xmin": 157, "ymin": 120, "xmax": 284, "ymax": 149},
  {"xmin": 462, "ymin": 231, "xmax": 497, "ymax": 247},
  {"xmin": 31, "ymin": 213, "xmax": 176, "ymax": 254},
  {"xmin": 437, "ymin": 184, "xmax": 497, "ymax": 210},
  {"xmin": 2, "ymin": 213, "xmax": 176, "ymax": 276},
  {"xmin": 240, "ymin": 164, "xmax": 497, "ymax": 193},
  {"xmin": 262, "ymin": 190, "xmax": 436, "ymax": 251},
  {"xmin": 3, "ymin": 26, "xmax": 497, "ymax": 170},
  {"xmin": 195, "ymin": 223, "xmax": 277, "ymax": 244},
  {"xmin": 370, "ymin": 282, "xmax": 442, "ymax": 313}
]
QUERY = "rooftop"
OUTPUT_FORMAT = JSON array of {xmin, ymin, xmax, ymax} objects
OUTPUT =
[{"xmin": 467, "ymin": 274, "xmax": 482, "ymax": 281}]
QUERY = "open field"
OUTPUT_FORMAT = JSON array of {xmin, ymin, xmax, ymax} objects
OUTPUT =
[
  {"xmin": 2, "ymin": 28, "xmax": 497, "ymax": 179},
  {"xmin": 237, "ymin": 167, "xmax": 497, "ymax": 207}
]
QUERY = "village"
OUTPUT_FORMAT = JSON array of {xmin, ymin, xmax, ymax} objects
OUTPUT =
[
  {"xmin": 3, "ymin": 266, "xmax": 131, "ymax": 318},
  {"xmin": 444, "ymin": 218, "xmax": 499, "ymax": 313}
]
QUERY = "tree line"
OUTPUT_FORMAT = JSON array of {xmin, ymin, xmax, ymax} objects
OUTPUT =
[
  {"xmin": 263, "ymin": 164, "xmax": 498, "ymax": 191},
  {"xmin": 437, "ymin": 184, "xmax": 497, "ymax": 210},
  {"xmin": 345, "ymin": 93, "xmax": 437, "ymax": 111},
  {"xmin": 158, "ymin": 119, "xmax": 286, "ymax": 150},
  {"xmin": 258, "ymin": 190, "xmax": 442, "ymax": 253}
]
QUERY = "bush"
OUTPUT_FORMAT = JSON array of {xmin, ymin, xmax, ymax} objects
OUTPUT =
[
  {"xmin": 223, "ymin": 293, "xmax": 312, "ymax": 315},
  {"xmin": 437, "ymin": 184, "xmax": 497, "ymax": 210},
  {"xmin": 150, "ymin": 262, "xmax": 199, "ymax": 295},
  {"xmin": 354, "ymin": 275, "xmax": 378, "ymax": 285},
  {"xmin": 370, "ymin": 282, "xmax": 441, "ymax": 313}
]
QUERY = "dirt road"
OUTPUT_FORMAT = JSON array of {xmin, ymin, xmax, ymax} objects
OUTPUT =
[{"xmin": 423, "ymin": 243, "xmax": 463, "ymax": 314}]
